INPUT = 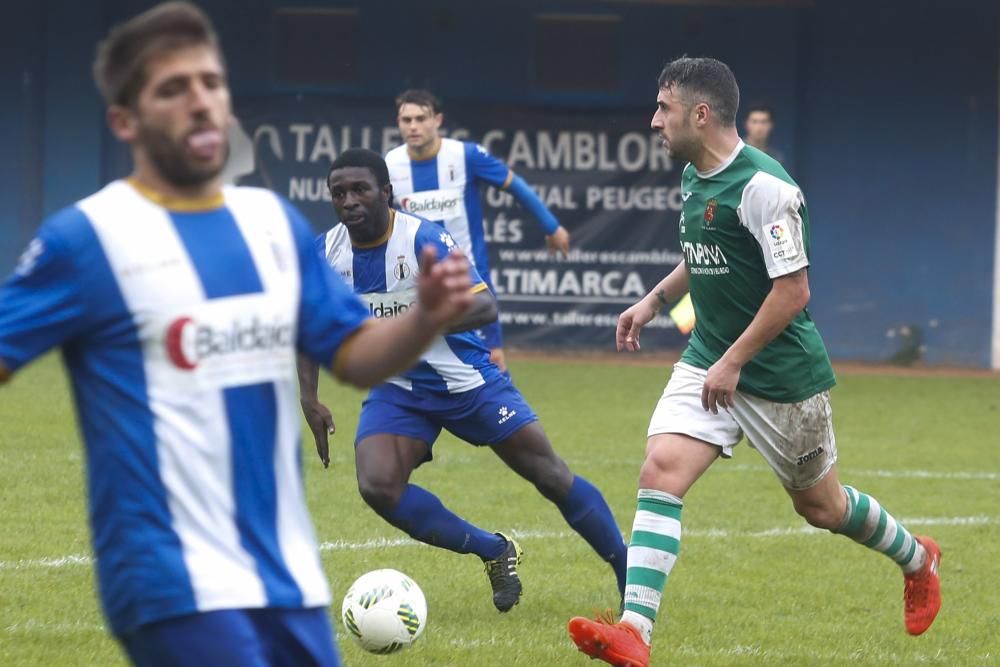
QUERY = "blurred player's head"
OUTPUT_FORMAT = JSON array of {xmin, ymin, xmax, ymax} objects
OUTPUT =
[
  {"xmin": 327, "ymin": 149, "xmax": 393, "ymax": 242},
  {"xmin": 94, "ymin": 2, "xmax": 230, "ymax": 191},
  {"xmin": 396, "ymin": 89, "xmax": 443, "ymax": 154},
  {"xmin": 651, "ymin": 57, "xmax": 739, "ymax": 161},
  {"xmin": 744, "ymin": 103, "xmax": 775, "ymax": 149}
]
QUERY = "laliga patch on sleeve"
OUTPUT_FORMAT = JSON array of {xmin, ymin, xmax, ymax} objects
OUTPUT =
[{"xmin": 764, "ymin": 219, "xmax": 799, "ymax": 261}]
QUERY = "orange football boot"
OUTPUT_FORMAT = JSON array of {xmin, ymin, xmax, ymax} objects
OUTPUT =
[
  {"xmin": 904, "ymin": 535, "xmax": 942, "ymax": 635},
  {"xmin": 568, "ymin": 614, "xmax": 650, "ymax": 667}
]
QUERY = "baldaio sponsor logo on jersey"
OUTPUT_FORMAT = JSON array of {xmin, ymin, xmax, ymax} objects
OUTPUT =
[
  {"xmin": 399, "ymin": 195, "xmax": 462, "ymax": 216},
  {"xmin": 362, "ymin": 288, "xmax": 417, "ymax": 320},
  {"xmin": 166, "ymin": 315, "xmax": 293, "ymax": 370},
  {"xmin": 368, "ymin": 298, "xmax": 416, "ymax": 318},
  {"xmin": 396, "ymin": 189, "xmax": 466, "ymax": 220}
]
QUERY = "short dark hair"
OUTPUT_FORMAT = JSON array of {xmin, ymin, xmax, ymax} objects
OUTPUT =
[
  {"xmin": 93, "ymin": 1, "xmax": 223, "ymax": 107},
  {"xmin": 327, "ymin": 148, "xmax": 391, "ymax": 189},
  {"xmin": 657, "ymin": 57, "xmax": 740, "ymax": 127},
  {"xmin": 746, "ymin": 102, "xmax": 775, "ymax": 121},
  {"xmin": 395, "ymin": 89, "xmax": 442, "ymax": 115}
]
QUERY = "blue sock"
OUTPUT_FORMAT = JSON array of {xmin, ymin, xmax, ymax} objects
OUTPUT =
[
  {"xmin": 558, "ymin": 476, "xmax": 628, "ymax": 597},
  {"xmin": 387, "ymin": 484, "xmax": 507, "ymax": 560}
]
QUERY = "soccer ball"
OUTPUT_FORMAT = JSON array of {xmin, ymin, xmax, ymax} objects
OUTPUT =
[{"xmin": 341, "ymin": 569, "xmax": 427, "ymax": 654}]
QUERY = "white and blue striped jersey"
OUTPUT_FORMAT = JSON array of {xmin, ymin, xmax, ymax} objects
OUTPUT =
[
  {"xmin": 0, "ymin": 180, "xmax": 370, "ymax": 635},
  {"xmin": 386, "ymin": 138, "xmax": 511, "ymax": 279},
  {"xmin": 319, "ymin": 209, "xmax": 502, "ymax": 395}
]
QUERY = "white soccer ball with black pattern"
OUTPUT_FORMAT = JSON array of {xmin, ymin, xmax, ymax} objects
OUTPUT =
[{"xmin": 341, "ymin": 569, "xmax": 427, "ymax": 654}]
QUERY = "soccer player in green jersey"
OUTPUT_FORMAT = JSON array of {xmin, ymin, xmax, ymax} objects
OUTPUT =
[{"xmin": 567, "ymin": 57, "xmax": 942, "ymax": 667}]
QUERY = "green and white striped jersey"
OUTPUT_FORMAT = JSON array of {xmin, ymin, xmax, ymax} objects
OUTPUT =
[{"xmin": 677, "ymin": 141, "xmax": 835, "ymax": 402}]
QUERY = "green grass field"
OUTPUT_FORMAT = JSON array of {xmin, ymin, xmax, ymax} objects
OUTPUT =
[{"xmin": 1, "ymin": 353, "xmax": 998, "ymax": 666}]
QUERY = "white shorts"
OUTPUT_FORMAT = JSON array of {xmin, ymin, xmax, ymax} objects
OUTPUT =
[{"xmin": 647, "ymin": 362, "xmax": 837, "ymax": 490}]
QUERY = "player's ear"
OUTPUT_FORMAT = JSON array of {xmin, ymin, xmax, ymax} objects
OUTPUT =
[
  {"xmin": 693, "ymin": 102, "xmax": 710, "ymax": 128},
  {"xmin": 107, "ymin": 105, "xmax": 138, "ymax": 143},
  {"xmin": 433, "ymin": 113, "xmax": 443, "ymax": 129},
  {"xmin": 383, "ymin": 183, "xmax": 393, "ymax": 204}
]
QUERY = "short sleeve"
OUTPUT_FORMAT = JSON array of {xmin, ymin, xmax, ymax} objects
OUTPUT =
[
  {"xmin": 414, "ymin": 221, "xmax": 488, "ymax": 290},
  {"xmin": 465, "ymin": 142, "xmax": 512, "ymax": 188},
  {"xmin": 737, "ymin": 172, "xmax": 810, "ymax": 279},
  {"xmin": 0, "ymin": 209, "xmax": 90, "ymax": 375},
  {"xmin": 281, "ymin": 200, "xmax": 370, "ymax": 366}
]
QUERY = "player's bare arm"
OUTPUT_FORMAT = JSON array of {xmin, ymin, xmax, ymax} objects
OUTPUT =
[
  {"xmin": 334, "ymin": 247, "xmax": 472, "ymax": 388},
  {"xmin": 701, "ymin": 267, "xmax": 810, "ymax": 413},
  {"xmin": 297, "ymin": 354, "xmax": 335, "ymax": 467},
  {"xmin": 616, "ymin": 261, "xmax": 688, "ymax": 352},
  {"xmin": 445, "ymin": 285, "xmax": 498, "ymax": 334}
]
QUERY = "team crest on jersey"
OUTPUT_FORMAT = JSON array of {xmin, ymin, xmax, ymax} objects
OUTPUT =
[
  {"xmin": 393, "ymin": 255, "xmax": 411, "ymax": 280},
  {"xmin": 703, "ymin": 199, "xmax": 718, "ymax": 228}
]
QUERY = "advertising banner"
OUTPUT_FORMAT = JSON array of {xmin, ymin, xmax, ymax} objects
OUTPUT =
[{"xmin": 236, "ymin": 98, "xmax": 688, "ymax": 349}]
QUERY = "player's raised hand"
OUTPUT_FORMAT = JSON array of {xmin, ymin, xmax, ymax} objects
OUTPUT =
[
  {"xmin": 546, "ymin": 225, "xmax": 571, "ymax": 258},
  {"xmin": 616, "ymin": 298, "xmax": 658, "ymax": 352},
  {"xmin": 416, "ymin": 245, "xmax": 473, "ymax": 328},
  {"xmin": 301, "ymin": 399, "xmax": 336, "ymax": 468}
]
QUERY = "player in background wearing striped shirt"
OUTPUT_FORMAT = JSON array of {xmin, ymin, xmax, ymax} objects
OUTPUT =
[
  {"xmin": 387, "ymin": 90, "xmax": 572, "ymax": 373},
  {"xmin": 567, "ymin": 58, "xmax": 942, "ymax": 667},
  {"xmin": 298, "ymin": 149, "xmax": 627, "ymax": 614},
  {"xmin": 0, "ymin": 4, "xmax": 477, "ymax": 665}
]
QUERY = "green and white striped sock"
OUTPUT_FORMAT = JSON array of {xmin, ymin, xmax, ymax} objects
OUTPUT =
[
  {"xmin": 836, "ymin": 485, "xmax": 926, "ymax": 574},
  {"xmin": 621, "ymin": 489, "xmax": 683, "ymax": 644}
]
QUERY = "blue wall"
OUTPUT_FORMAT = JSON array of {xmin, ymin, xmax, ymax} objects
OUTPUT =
[
  {"xmin": 4, "ymin": 0, "xmax": 997, "ymax": 366},
  {"xmin": 798, "ymin": 0, "xmax": 998, "ymax": 367},
  {"xmin": 0, "ymin": 3, "xmax": 46, "ymax": 268}
]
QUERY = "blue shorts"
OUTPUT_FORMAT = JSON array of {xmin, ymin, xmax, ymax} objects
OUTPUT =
[
  {"xmin": 121, "ymin": 607, "xmax": 340, "ymax": 667},
  {"xmin": 356, "ymin": 374, "xmax": 538, "ymax": 462}
]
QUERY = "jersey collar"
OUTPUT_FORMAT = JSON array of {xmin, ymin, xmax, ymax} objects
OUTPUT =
[
  {"xmin": 695, "ymin": 140, "xmax": 745, "ymax": 179},
  {"xmin": 407, "ymin": 137, "xmax": 442, "ymax": 162},
  {"xmin": 126, "ymin": 178, "xmax": 225, "ymax": 211}
]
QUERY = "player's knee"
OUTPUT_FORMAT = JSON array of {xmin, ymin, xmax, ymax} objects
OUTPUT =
[
  {"xmin": 638, "ymin": 448, "xmax": 678, "ymax": 489},
  {"xmin": 357, "ymin": 474, "xmax": 404, "ymax": 515},
  {"xmin": 532, "ymin": 459, "xmax": 573, "ymax": 502},
  {"xmin": 793, "ymin": 498, "xmax": 842, "ymax": 530}
]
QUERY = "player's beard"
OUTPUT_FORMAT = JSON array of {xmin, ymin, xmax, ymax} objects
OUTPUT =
[
  {"xmin": 665, "ymin": 126, "xmax": 697, "ymax": 163},
  {"xmin": 138, "ymin": 122, "xmax": 229, "ymax": 189}
]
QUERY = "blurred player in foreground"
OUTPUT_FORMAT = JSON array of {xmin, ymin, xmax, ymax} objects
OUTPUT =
[
  {"xmin": 567, "ymin": 57, "xmax": 941, "ymax": 667},
  {"xmin": 0, "ymin": 4, "xmax": 476, "ymax": 665},
  {"xmin": 298, "ymin": 148, "xmax": 627, "ymax": 613},
  {"xmin": 387, "ymin": 89, "xmax": 571, "ymax": 372}
]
